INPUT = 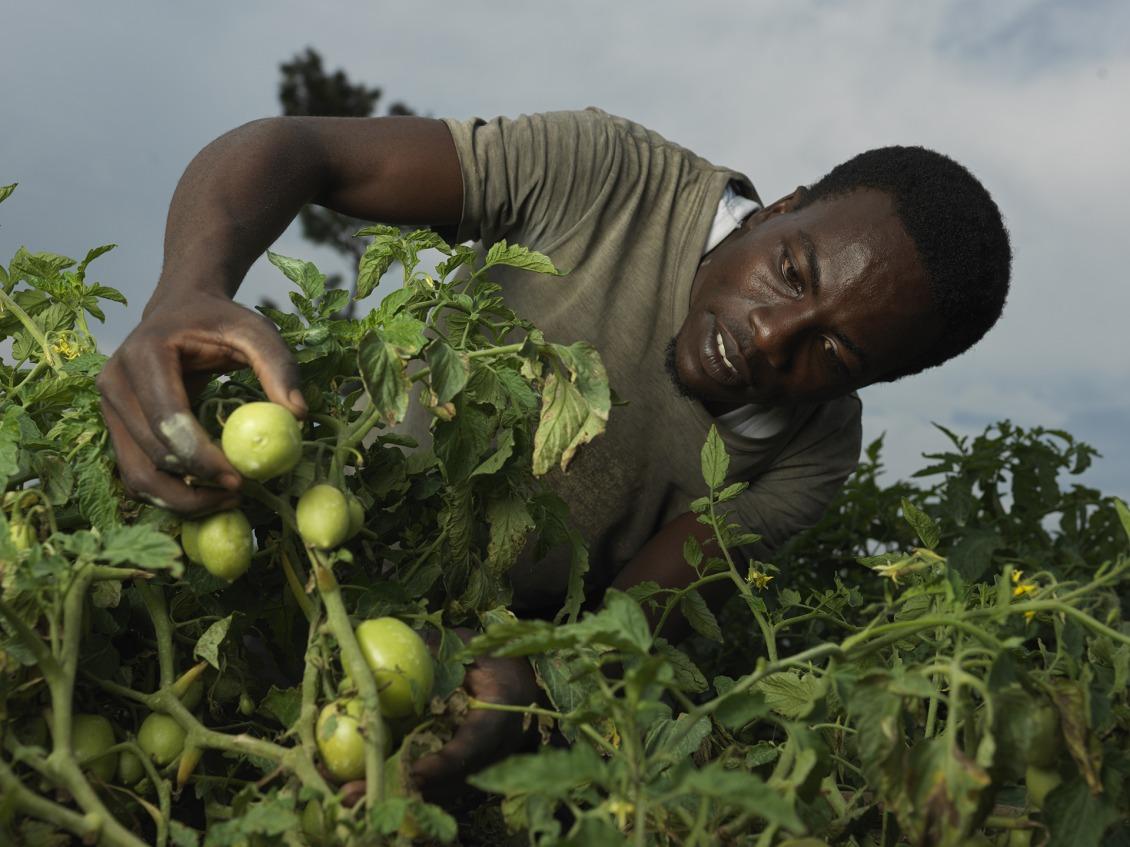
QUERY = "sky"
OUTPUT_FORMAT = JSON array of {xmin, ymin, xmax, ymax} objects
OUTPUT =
[{"xmin": 2, "ymin": 0, "xmax": 1128, "ymax": 501}]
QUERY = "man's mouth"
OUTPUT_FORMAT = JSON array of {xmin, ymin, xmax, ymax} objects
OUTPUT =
[{"xmin": 700, "ymin": 317, "xmax": 745, "ymax": 387}]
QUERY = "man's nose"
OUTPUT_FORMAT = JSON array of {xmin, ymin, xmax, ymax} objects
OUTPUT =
[{"xmin": 748, "ymin": 303, "xmax": 815, "ymax": 371}]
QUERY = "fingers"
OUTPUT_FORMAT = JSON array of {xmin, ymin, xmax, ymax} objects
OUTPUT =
[
  {"xmin": 101, "ymin": 401, "xmax": 240, "ymax": 516},
  {"xmin": 223, "ymin": 312, "xmax": 307, "ymax": 420}
]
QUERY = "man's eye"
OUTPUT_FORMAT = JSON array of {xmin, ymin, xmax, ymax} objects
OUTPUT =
[
  {"xmin": 822, "ymin": 338, "xmax": 848, "ymax": 376},
  {"xmin": 781, "ymin": 254, "xmax": 801, "ymax": 290}
]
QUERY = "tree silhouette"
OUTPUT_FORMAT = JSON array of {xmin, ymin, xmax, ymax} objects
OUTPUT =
[{"xmin": 278, "ymin": 48, "xmax": 417, "ymax": 272}]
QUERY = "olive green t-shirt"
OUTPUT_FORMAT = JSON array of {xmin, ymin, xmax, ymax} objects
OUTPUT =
[{"xmin": 440, "ymin": 108, "xmax": 862, "ymax": 609}]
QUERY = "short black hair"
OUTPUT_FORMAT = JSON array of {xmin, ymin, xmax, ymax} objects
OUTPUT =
[{"xmin": 798, "ymin": 145, "xmax": 1011, "ymax": 381}]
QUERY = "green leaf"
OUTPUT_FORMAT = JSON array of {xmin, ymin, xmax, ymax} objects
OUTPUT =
[
  {"xmin": 900, "ymin": 497, "xmax": 940, "ymax": 549},
  {"xmin": 572, "ymin": 589, "xmax": 652, "ymax": 654},
  {"xmin": 701, "ymin": 426, "xmax": 728, "ymax": 489},
  {"xmin": 76, "ymin": 455, "xmax": 120, "ymax": 530},
  {"xmin": 0, "ymin": 183, "xmax": 16, "ymax": 205},
  {"xmin": 1043, "ymin": 776, "xmax": 1121, "ymax": 847},
  {"xmin": 676, "ymin": 762, "xmax": 804, "ymax": 831},
  {"xmin": 427, "ymin": 340, "xmax": 470, "ymax": 404},
  {"xmin": 260, "ymin": 685, "xmax": 302, "ymax": 729},
  {"xmin": 756, "ymin": 671, "xmax": 824, "ymax": 719},
  {"xmin": 532, "ymin": 344, "xmax": 610, "ymax": 475},
  {"xmin": 1114, "ymin": 498, "xmax": 1130, "ymax": 545},
  {"xmin": 469, "ymin": 742, "xmax": 606, "ymax": 796},
  {"xmin": 383, "ymin": 312, "xmax": 426, "ymax": 355},
  {"xmin": 168, "ymin": 821, "xmax": 200, "ymax": 847},
  {"xmin": 482, "ymin": 240, "xmax": 563, "ymax": 275},
  {"xmin": 947, "ymin": 527, "xmax": 1002, "ymax": 582},
  {"xmin": 682, "ymin": 534, "xmax": 703, "ymax": 569},
  {"xmin": 358, "ymin": 330, "xmax": 411, "ymax": 426},
  {"xmin": 485, "ymin": 492, "xmax": 535, "ymax": 576},
  {"xmin": 644, "ymin": 711, "xmax": 711, "ymax": 762},
  {"xmin": 471, "ymin": 428, "xmax": 515, "ymax": 478},
  {"xmin": 680, "ymin": 589, "xmax": 722, "ymax": 642},
  {"xmin": 654, "ymin": 640, "xmax": 708, "ymax": 693},
  {"xmin": 99, "ymin": 525, "xmax": 182, "ymax": 572},
  {"xmin": 433, "ymin": 401, "xmax": 492, "ymax": 482},
  {"xmin": 193, "ymin": 614, "xmax": 234, "ymax": 671},
  {"xmin": 267, "ymin": 251, "xmax": 325, "ymax": 301}
]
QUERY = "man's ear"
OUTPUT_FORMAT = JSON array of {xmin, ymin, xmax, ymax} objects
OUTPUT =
[{"xmin": 743, "ymin": 185, "xmax": 809, "ymax": 229}]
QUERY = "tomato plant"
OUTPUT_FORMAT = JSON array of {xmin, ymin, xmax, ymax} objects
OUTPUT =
[{"xmin": 2, "ymin": 181, "xmax": 1128, "ymax": 847}]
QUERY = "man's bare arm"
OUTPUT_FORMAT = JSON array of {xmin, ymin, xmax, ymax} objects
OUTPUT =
[{"xmin": 97, "ymin": 117, "xmax": 463, "ymax": 513}]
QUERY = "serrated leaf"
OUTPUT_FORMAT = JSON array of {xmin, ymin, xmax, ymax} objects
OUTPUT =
[
  {"xmin": 680, "ymin": 589, "xmax": 722, "ymax": 642},
  {"xmin": 756, "ymin": 671, "xmax": 823, "ymax": 718},
  {"xmin": 260, "ymin": 685, "xmax": 302, "ymax": 729},
  {"xmin": 683, "ymin": 535, "xmax": 703, "ymax": 568},
  {"xmin": 676, "ymin": 762, "xmax": 804, "ymax": 831},
  {"xmin": 469, "ymin": 742, "xmax": 606, "ymax": 795},
  {"xmin": 947, "ymin": 528, "xmax": 1002, "ymax": 582},
  {"xmin": 267, "ymin": 251, "xmax": 325, "ymax": 300},
  {"xmin": 100, "ymin": 524, "xmax": 182, "ymax": 571},
  {"xmin": 901, "ymin": 497, "xmax": 940, "ymax": 549},
  {"xmin": 193, "ymin": 614, "xmax": 234, "ymax": 671},
  {"xmin": 482, "ymin": 240, "xmax": 563, "ymax": 275},
  {"xmin": 358, "ymin": 330, "xmax": 410, "ymax": 426},
  {"xmin": 655, "ymin": 640, "xmax": 708, "ymax": 693},
  {"xmin": 383, "ymin": 312, "xmax": 426, "ymax": 355},
  {"xmin": 485, "ymin": 492, "xmax": 534, "ymax": 576},
  {"xmin": 532, "ymin": 344, "xmax": 610, "ymax": 475},
  {"xmin": 427, "ymin": 340, "xmax": 470, "ymax": 404},
  {"xmin": 701, "ymin": 426, "xmax": 728, "ymax": 489},
  {"xmin": 433, "ymin": 402, "xmax": 492, "ymax": 482},
  {"xmin": 644, "ymin": 711, "xmax": 711, "ymax": 762},
  {"xmin": 76, "ymin": 456, "xmax": 120, "ymax": 530}
]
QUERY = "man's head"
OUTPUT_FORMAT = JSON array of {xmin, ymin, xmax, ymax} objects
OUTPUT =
[{"xmin": 668, "ymin": 145, "xmax": 1011, "ymax": 408}]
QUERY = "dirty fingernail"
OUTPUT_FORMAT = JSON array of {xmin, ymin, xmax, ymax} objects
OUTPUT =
[{"xmin": 220, "ymin": 473, "xmax": 242, "ymax": 491}]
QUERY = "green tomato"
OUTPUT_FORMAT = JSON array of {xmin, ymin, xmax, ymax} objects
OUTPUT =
[
  {"xmin": 1025, "ymin": 764, "xmax": 1062, "ymax": 808},
  {"xmin": 11, "ymin": 519, "xmax": 37, "ymax": 551},
  {"xmin": 296, "ymin": 484, "xmax": 351, "ymax": 550},
  {"xmin": 355, "ymin": 618, "xmax": 435, "ymax": 719},
  {"xmin": 316, "ymin": 698, "xmax": 373, "ymax": 783},
  {"xmin": 347, "ymin": 494, "xmax": 365, "ymax": 539},
  {"xmin": 1026, "ymin": 704, "xmax": 1061, "ymax": 769},
  {"xmin": 221, "ymin": 401, "xmax": 303, "ymax": 481},
  {"xmin": 1006, "ymin": 829, "xmax": 1033, "ymax": 847},
  {"xmin": 181, "ymin": 520, "xmax": 202, "ymax": 564},
  {"xmin": 72, "ymin": 713, "xmax": 118, "ymax": 783},
  {"xmin": 118, "ymin": 749, "xmax": 145, "ymax": 785},
  {"xmin": 197, "ymin": 509, "xmax": 254, "ymax": 581},
  {"xmin": 138, "ymin": 713, "xmax": 187, "ymax": 767},
  {"xmin": 301, "ymin": 800, "xmax": 328, "ymax": 845},
  {"xmin": 238, "ymin": 692, "xmax": 256, "ymax": 716}
]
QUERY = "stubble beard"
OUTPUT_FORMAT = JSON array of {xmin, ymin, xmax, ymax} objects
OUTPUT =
[{"xmin": 664, "ymin": 336, "xmax": 701, "ymax": 401}]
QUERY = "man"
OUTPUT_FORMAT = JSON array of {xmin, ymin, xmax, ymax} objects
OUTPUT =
[{"xmin": 95, "ymin": 109, "xmax": 1011, "ymax": 796}]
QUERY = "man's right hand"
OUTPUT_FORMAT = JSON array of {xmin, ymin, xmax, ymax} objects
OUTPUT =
[
  {"xmin": 95, "ymin": 115, "xmax": 462, "ymax": 515},
  {"xmin": 96, "ymin": 289, "xmax": 306, "ymax": 515}
]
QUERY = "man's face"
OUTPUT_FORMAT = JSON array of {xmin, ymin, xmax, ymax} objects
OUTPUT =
[{"xmin": 670, "ymin": 188, "xmax": 943, "ymax": 408}]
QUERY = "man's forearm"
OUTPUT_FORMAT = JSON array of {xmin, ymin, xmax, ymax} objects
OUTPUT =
[
  {"xmin": 148, "ymin": 115, "xmax": 463, "ymax": 313},
  {"xmin": 153, "ymin": 119, "xmax": 329, "ymax": 308},
  {"xmin": 609, "ymin": 511, "xmax": 733, "ymax": 642}
]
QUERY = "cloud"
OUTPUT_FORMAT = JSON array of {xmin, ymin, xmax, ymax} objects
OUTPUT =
[{"xmin": 1, "ymin": 0, "xmax": 1125, "ymax": 501}]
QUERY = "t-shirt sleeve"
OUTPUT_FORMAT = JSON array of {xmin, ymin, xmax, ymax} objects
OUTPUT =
[
  {"xmin": 442, "ymin": 109, "xmax": 623, "ymax": 248},
  {"xmin": 732, "ymin": 396, "xmax": 863, "ymax": 556}
]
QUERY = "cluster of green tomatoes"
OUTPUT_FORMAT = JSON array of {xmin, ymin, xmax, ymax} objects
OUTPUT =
[{"xmin": 176, "ymin": 401, "xmax": 437, "ymax": 795}]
